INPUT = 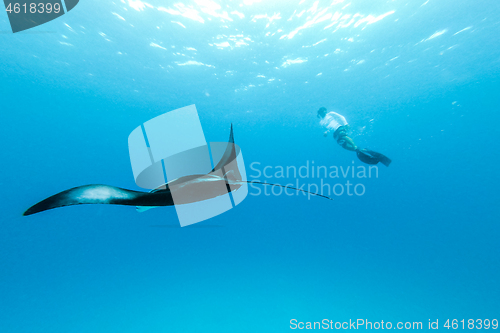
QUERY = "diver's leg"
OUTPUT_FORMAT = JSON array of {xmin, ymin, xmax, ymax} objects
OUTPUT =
[
  {"xmin": 340, "ymin": 136, "xmax": 357, "ymax": 151},
  {"xmin": 334, "ymin": 127, "xmax": 357, "ymax": 151}
]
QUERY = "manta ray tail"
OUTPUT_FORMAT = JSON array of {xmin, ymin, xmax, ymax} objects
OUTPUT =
[
  {"xmin": 243, "ymin": 181, "xmax": 334, "ymax": 201},
  {"xmin": 23, "ymin": 184, "xmax": 173, "ymax": 216}
]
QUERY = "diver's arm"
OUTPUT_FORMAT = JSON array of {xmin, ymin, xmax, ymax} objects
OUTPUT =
[{"xmin": 323, "ymin": 125, "xmax": 334, "ymax": 137}]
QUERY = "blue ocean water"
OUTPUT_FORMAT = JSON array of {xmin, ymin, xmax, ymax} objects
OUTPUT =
[{"xmin": 1, "ymin": 0, "xmax": 499, "ymax": 331}]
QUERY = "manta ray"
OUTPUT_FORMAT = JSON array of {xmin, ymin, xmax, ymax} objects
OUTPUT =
[{"xmin": 24, "ymin": 125, "xmax": 332, "ymax": 216}]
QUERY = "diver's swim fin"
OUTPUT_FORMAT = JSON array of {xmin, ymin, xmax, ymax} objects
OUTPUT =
[{"xmin": 356, "ymin": 148, "xmax": 391, "ymax": 167}]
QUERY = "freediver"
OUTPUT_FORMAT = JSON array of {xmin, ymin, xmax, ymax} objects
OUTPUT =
[{"xmin": 317, "ymin": 107, "xmax": 391, "ymax": 166}]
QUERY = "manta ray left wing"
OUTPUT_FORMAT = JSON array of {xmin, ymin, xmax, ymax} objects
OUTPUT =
[{"xmin": 23, "ymin": 184, "xmax": 174, "ymax": 216}]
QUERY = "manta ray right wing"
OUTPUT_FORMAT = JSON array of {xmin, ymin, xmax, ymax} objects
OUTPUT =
[{"xmin": 211, "ymin": 123, "xmax": 237, "ymax": 173}]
